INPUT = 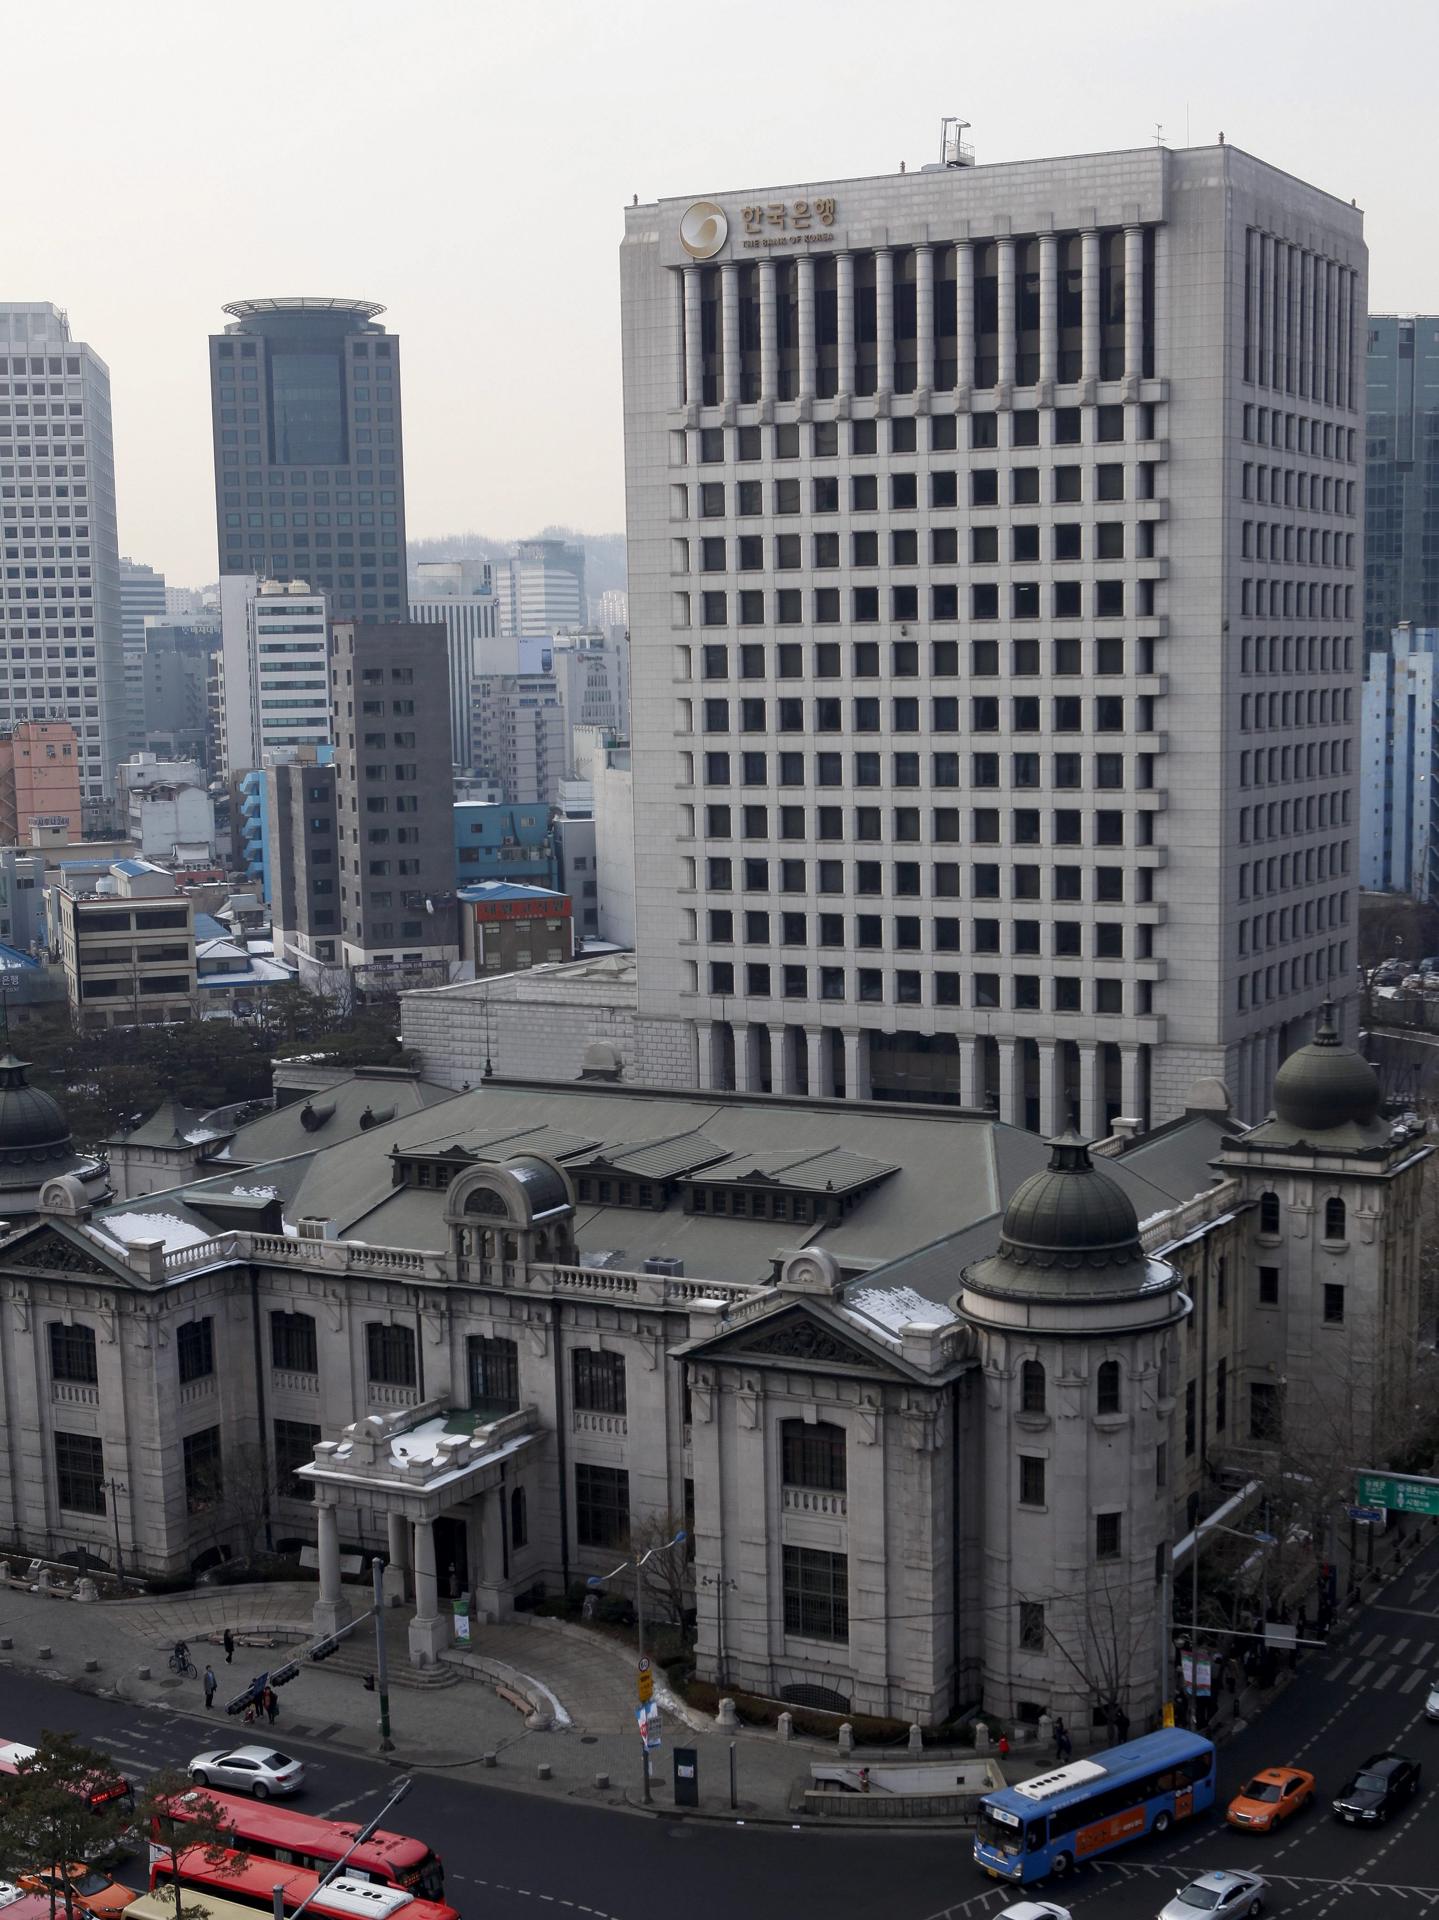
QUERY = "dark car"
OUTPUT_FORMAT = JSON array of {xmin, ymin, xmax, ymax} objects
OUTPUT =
[{"xmin": 1332, "ymin": 1752, "xmax": 1422, "ymax": 1825}]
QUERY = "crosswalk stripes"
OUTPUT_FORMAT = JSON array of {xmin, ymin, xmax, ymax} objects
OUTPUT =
[{"xmin": 1321, "ymin": 1624, "xmax": 1436, "ymax": 1696}]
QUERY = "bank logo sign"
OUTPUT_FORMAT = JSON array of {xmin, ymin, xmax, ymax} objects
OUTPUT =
[{"xmin": 679, "ymin": 201, "xmax": 728, "ymax": 260}]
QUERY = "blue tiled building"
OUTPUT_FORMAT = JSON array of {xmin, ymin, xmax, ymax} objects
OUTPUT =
[{"xmin": 453, "ymin": 801, "xmax": 556, "ymax": 890}]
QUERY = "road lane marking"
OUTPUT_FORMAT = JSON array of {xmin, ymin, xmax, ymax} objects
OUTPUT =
[
  {"xmin": 1324, "ymin": 1656, "xmax": 1352, "ymax": 1680},
  {"xmin": 1392, "ymin": 1638, "xmax": 1411, "ymax": 1656},
  {"xmin": 1361, "ymin": 1633, "xmax": 1384, "ymax": 1655},
  {"xmin": 1375, "ymin": 1662, "xmax": 1400, "ymax": 1689},
  {"xmin": 1350, "ymin": 1659, "xmax": 1375, "ymax": 1685},
  {"xmin": 1400, "ymin": 1667, "xmax": 1426, "ymax": 1693}
]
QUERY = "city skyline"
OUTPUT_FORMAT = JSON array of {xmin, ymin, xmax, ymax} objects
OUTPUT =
[{"xmin": 5, "ymin": 0, "xmax": 1439, "ymax": 585}]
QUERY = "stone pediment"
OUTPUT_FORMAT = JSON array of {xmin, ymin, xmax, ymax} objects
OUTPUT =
[
  {"xmin": 688, "ymin": 1303, "xmax": 897, "ymax": 1377},
  {"xmin": 0, "ymin": 1222, "xmax": 130, "ymax": 1281}
]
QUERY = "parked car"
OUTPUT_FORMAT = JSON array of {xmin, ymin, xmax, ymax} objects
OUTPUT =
[
  {"xmin": 15, "ymin": 1866, "xmax": 137, "ymax": 1918},
  {"xmin": 1426, "ymin": 1679, "xmax": 1439, "ymax": 1723},
  {"xmin": 1226, "ymin": 1767, "xmax": 1315, "ymax": 1830},
  {"xmin": 1332, "ymin": 1751, "xmax": 1421, "ymax": 1824},
  {"xmin": 1158, "ymin": 1871, "xmax": 1268, "ymax": 1920},
  {"xmin": 186, "ymin": 1746, "xmax": 306, "ymax": 1798},
  {"xmin": 997, "ymin": 1905, "xmax": 1071, "ymax": 1920}
]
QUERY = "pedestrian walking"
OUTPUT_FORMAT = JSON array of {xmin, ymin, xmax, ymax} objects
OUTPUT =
[
  {"xmin": 263, "ymin": 1686, "xmax": 279, "ymax": 1726},
  {"xmin": 997, "ymin": 1733, "xmax": 1010, "ymax": 1759},
  {"xmin": 1053, "ymin": 1716, "xmax": 1071, "ymax": 1762},
  {"xmin": 203, "ymin": 1665, "xmax": 217, "ymax": 1709},
  {"xmin": 223, "ymin": 1628, "xmax": 235, "ymax": 1665}
]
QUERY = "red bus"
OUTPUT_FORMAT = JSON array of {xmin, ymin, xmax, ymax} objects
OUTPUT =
[
  {"xmin": 0, "ymin": 1739, "xmax": 135, "ymax": 1818},
  {"xmin": 153, "ymin": 1795, "xmax": 443, "ymax": 1902},
  {"xmin": 152, "ymin": 1848, "xmax": 458, "ymax": 1920}
]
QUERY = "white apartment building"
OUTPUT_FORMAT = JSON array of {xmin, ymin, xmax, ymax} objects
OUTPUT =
[
  {"xmin": 0, "ymin": 305, "xmax": 126, "ymax": 811},
  {"xmin": 504, "ymin": 539, "xmax": 585, "ymax": 638},
  {"xmin": 621, "ymin": 141, "xmax": 1365, "ymax": 1131},
  {"xmin": 551, "ymin": 629, "xmax": 630, "ymax": 772},
  {"xmin": 1360, "ymin": 625, "xmax": 1437, "ymax": 899},
  {"xmin": 471, "ymin": 670, "xmax": 567, "ymax": 806},
  {"xmin": 218, "ymin": 574, "xmax": 330, "ymax": 775},
  {"xmin": 408, "ymin": 559, "xmax": 503, "ymax": 768}
]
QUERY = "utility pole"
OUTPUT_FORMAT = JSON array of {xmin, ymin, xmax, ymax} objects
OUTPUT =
[
  {"xmin": 372, "ymin": 1558, "xmax": 393, "ymax": 1753},
  {"xmin": 101, "ymin": 1477, "xmax": 127, "ymax": 1585},
  {"xmin": 589, "ymin": 1526, "xmax": 687, "ymax": 1808}
]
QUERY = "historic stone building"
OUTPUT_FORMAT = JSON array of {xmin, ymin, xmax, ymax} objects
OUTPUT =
[{"xmin": 0, "ymin": 1010, "xmax": 1424, "ymax": 1731}]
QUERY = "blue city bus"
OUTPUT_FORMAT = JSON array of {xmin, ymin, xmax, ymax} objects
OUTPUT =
[{"xmin": 973, "ymin": 1729, "xmax": 1217, "ymax": 1883}]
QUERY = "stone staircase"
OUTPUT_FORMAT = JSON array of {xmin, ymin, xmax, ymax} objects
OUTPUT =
[{"xmin": 316, "ymin": 1611, "xmax": 462, "ymax": 1690}]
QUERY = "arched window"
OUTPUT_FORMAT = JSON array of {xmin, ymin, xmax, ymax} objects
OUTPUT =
[
  {"xmin": 1020, "ymin": 1358, "xmax": 1047, "ymax": 1415},
  {"xmin": 1324, "ymin": 1196, "xmax": 1346, "ymax": 1240},
  {"xmin": 1259, "ymin": 1190, "xmax": 1281, "ymax": 1234},
  {"xmin": 1096, "ymin": 1360, "xmax": 1122, "ymax": 1416},
  {"xmin": 510, "ymin": 1486, "xmax": 528, "ymax": 1550},
  {"xmin": 781, "ymin": 1419, "xmax": 847, "ymax": 1493}
]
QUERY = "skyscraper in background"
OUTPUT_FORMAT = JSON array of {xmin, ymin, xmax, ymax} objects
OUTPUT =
[
  {"xmin": 504, "ymin": 538, "xmax": 585, "ymax": 636},
  {"xmin": 208, "ymin": 299, "xmax": 407, "ymax": 626},
  {"xmin": 0, "ymin": 303, "xmax": 125, "ymax": 815},
  {"xmin": 408, "ymin": 559, "xmax": 503, "ymax": 768},
  {"xmin": 119, "ymin": 557, "xmax": 166, "ymax": 648},
  {"xmin": 1365, "ymin": 315, "xmax": 1439, "ymax": 656}
]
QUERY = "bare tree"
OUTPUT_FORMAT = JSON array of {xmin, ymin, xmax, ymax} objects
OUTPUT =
[
  {"xmin": 1025, "ymin": 1569, "xmax": 1154, "ymax": 1740},
  {"xmin": 628, "ymin": 1509, "xmax": 694, "ymax": 1638}
]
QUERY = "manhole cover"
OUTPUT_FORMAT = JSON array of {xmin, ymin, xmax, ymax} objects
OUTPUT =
[{"xmin": 580, "ymin": 1735, "xmax": 597, "ymax": 1745}]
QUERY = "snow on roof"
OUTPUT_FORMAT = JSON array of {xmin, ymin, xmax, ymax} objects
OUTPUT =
[
  {"xmin": 844, "ymin": 1283, "xmax": 958, "ymax": 1340},
  {"xmin": 94, "ymin": 1210, "xmax": 216, "ymax": 1253}
]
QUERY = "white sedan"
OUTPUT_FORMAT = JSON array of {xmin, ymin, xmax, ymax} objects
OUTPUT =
[
  {"xmin": 1426, "ymin": 1678, "xmax": 1439, "ymax": 1724},
  {"xmin": 187, "ymin": 1745, "xmax": 306, "ymax": 1798},
  {"xmin": 998, "ymin": 1904, "xmax": 1071, "ymax": 1920}
]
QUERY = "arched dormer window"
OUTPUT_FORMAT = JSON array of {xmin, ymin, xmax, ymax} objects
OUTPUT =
[
  {"xmin": 1096, "ymin": 1359, "xmax": 1122, "ymax": 1416},
  {"xmin": 1020, "ymin": 1358, "xmax": 1046, "ymax": 1415},
  {"xmin": 1259, "ymin": 1190, "xmax": 1281, "ymax": 1234},
  {"xmin": 464, "ymin": 1186, "xmax": 509, "ymax": 1218},
  {"xmin": 1324, "ymin": 1196, "xmax": 1346, "ymax": 1241}
]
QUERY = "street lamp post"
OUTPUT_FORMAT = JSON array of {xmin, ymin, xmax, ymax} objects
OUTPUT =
[
  {"xmin": 1183, "ymin": 1514, "xmax": 1277, "ymax": 1720},
  {"xmin": 588, "ymin": 1527, "xmax": 687, "ymax": 1806}
]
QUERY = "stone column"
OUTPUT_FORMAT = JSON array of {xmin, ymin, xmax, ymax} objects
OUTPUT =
[
  {"xmin": 672, "ymin": 270, "xmax": 687, "ymax": 408},
  {"xmin": 836, "ymin": 253, "xmax": 855, "ymax": 399},
  {"xmin": 996, "ymin": 1037, "xmax": 1020, "ymax": 1127},
  {"xmin": 995, "ymin": 238, "xmax": 1016, "ymax": 392},
  {"xmin": 1037, "ymin": 1039, "xmax": 1059, "ymax": 1138},
  {"xmin": 695, "ymin": 1019, "xmax": 717, "ymax": 1090},
  {"xmin": 1078, "ymin": 1042, "xmax": 1101, "ymax": 1141},
  {"xmin": 311, "ymin": 1501, "xmax": 351, "ymax": 1637},
  {"xmin": 957, "ymin": 1034, "xmax": 981, "ymax": 1109},
  {"xmin": 408, "ymin": 1516, "xmax": 448, "ymax": 1665},
  {"xmin": 955, "ymin": 243, "xmax": 974, "ymax": 398},
  {"xmin": 874, "ymin": 249, "xmax": 894, "ymax": 398},
  {"xmin": 1274, "ymin": 242, "xmax": 1290, "ymax": 397},
  {"xmin": 759, "ymin": 261, "xmax": 777, "ymax": 403},
  {"xmin": 1038, "ymin": 234, "xmax": 1058, "ymax": 391},
  {"xmin": 733, "ymin": 1022, "xmax": 760, "ymax": 1094},
  {"xmin": 1335, "ymin": 266, "xmax": 1349, "ymax": 411},
  {"xmin": 1080, "ymin": 229, "xmax": 1101, "ymax": 388},
  {"xmin": 915, "ymin": 245, "xmax": 934, "ymax": 392},
  {"xmin": 805, "ymin": 1025, "xmax": 828, "ymax": 1098},
  {"xmin": 721, "ymin": 262, "xmax": 740, "ymax": 408},
  {"xmin": 843, "ymin": 1029, "xmax": 871, "ymax": 1102},
  {"xmin": 769, "ymin": 1023, "xmax": 795, "ymax": 1095},
  {"xmin": 383, "ymin": 1510, "xmax": 408, "ymax": 1607},
  {"xmin": 1123, "ymin": 226, "xmax": 1145, "ymax": 381},
  {"xmin": 1120, "ymin": 1044, "xmax": 1144, "ymax": 1131},
  {"xmin": 683, "ymin": 266, "xmax": 704, "ymax": 411},
  {"xmin": 796, "ymin": 256, "xmax": 816, "ymax": 400}
]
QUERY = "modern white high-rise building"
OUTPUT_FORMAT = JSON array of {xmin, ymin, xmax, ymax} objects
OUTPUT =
[
  {"xmin": 217, "ymin": 574, "xmax": 330, "ymax": 776},
  {"xmin": 0, "ymin": 304, "xmax": 126, "ymax": 812},
  {"xmin": 408, "ymin": 558, "xmax": 503, "ymax": 768},
  {"xmin": 119, "ymin": 557, "xmax": 166, "ymax": 648},
  {"xmin": 505, "ymin": 538, "xmax": 585, "ymax": 638},
  {"xmin": 1360, "ymin": 624, "xmax": 1438, "ymax": 899},
  {"xmin": 620, "ymin": 139, "xmax": 1365, "ymax": 1131}
]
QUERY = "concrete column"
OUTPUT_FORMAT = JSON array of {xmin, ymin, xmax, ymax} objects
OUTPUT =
[
  {"xmin": 1250, "ymin": 230, "xmax": 1266, "ymax": 390},
  {"xmin": 1297, "ymin": 249, "xmax": 1312, "ymax": 398},
  {"xmin": 759, "ymin": 262, "xmax": 777, "ymax": 402},
  {"xmin": 695, "ymin": 1020, "xmax": 717, "ymax": 1091},
  {"xmin": 672, "ymin": 270, "xmax": 687, "ymax": 408},
  {"xmin": 996, "ymin": 238, "xmax": 1016, "ymax": 390},
  {"xmin": 915, "ymin": 245, "xmax": 934, "ymax": 392},
  {"xmin": 955, "ymin": 243, "xmax": 975, "ymax": 396},
  {"xmin": 683, "ymin": 266, "xmax": 704, "ymax": 409},
  {"xmin": 1335, "ymin": 267, "xmax": 1349, "ymax": 411},
  {"xmin": 796, "ymin": 256, "xmax": 816, "ymax": 400},
  {"xmin": 1274, "ymin": 242, "xmax": 1290, "ymax": 396},
  {"xmin": 957, "ymin": 1035, "xmax": 981, "ymax": 1109},
  {"xmin": 1078, "ymin": 1042, "xmax": 1101, "ymax": 1141},
  {"xmin": 1123, "ymin": 226, "xmax": 1145, "ymax": 380},
  {"xmin": 1119, "ymin": 1044, "xmax": 1144, "ymax": 1131},
  {"xmin": 734, "ymin": 1022, "xmax": 762, "ymax": 1094},
  {"xmin": 1319, "ymin": 258, "xmax": 1333, "ymax": 404},
  {"xmin": 383, "ymin": 1510, "xmax": 408, "ymax": 1607},
  {"xmin": 1262, "ymin": 234, "xmax": 1277, "ymax": 389},
  {"xmin": 836, "ymin": 253, "xmax": 855, "ymax": 397},
  {"xmin": 1080, "ymin": 229, "xmax": 1101, "ymax": 387},
  {"xmin": 311, "ymin": 1501, "xmax": 351, "ymax": 1637},
  {"xmin": 996, "ymin": 1036, "xmax": 1020, "ymax": 1127},
  {"xmin": 805, "ymin": 1025, "xmax": 828, "ymax": 1098},
  {"xmin": 769, "ymin": 1023, "xmax": 795, "ymax": 1095},
  {"xmin": 721, "ymin": 263, "xmax": 740, "ymax": 406},
  {"xmin": 408, "ymin": 1516, "xmax": 448, "ymax": 1665},
  {"xmin": 1037, "ymin": 1039, "xmax": 1059, "ymax": 1138},
  {"xmin": 842, "ymin": 1029, "xmax": 871, "ymax": 1101},
  {"xmin": 1038, "ymin": 234, "xmax": 1058, "ymax": 389},
  {"xmin": 874, "ymin": 249, "xmax": 894, "ymax": 396}
]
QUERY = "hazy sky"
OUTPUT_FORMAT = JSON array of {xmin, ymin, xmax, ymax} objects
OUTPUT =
[{"xmin": 8, "ymin": 0, "xmax": 1437, "ymax": 586}]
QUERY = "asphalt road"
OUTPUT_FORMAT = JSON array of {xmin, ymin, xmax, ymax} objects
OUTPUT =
[{"xmin": 5, "ymin": 1533, "xmax": 1437, "ymax": 1920}]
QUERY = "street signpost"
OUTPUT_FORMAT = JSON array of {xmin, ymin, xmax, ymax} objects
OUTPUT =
[
  {"xmin": 1346, "ymin": 1505, "xmax": 1386, "ymax": 1527},
  {"xmin": 636, "ymin": 1654, "xmax": 653, "ymax": 1704},
  {"xmin": 636, "ymin": 1701, "xmax": 661, "ymax": 1751},
  {"xmin": 1355, "ymin": 1471, "xmax": 1439, "ymax": 1517}
]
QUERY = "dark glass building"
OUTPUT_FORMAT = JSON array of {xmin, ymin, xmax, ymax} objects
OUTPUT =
[
  {"xmin": 1365, "ymin": 314, "xmax": 1439, "ymax": 655},
  {"xmin": 209, "ymin": 299, "xmax": 407, "ymax": 624}
]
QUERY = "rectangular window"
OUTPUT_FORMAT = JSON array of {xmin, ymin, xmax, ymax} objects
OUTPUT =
[
  {"xmin": 1322, "ymin": 1283, "xmax": 1345, "ymax": 1325},
  {"xmin": 183, "ymin": 1426, "xmax": 223, "ymax": 1513},
  {"xmin": 575, "ymin": 1463, "xmax": 629, "ymax": 1548},
  {"xmin": 468, "ymin": 1335, "xmax": 520, "ymax": 1416},
  {"xmin": 1250, "ymin": 1381, "xmax": 1282, "ymax": 1441},
  {"xmin": 54, "ymin": 1430, "xmax": 104, "ymax": 1514},
  {"xmin": 365, "ymin": 1322, "xmax": 417, "ymax": 1387},
  {"xmin": 781, "ymin": 1420, "xmax": 847, "ymax": 1492},
  {"xmin": 273, "ymin": 1419, "xmax": 321, "ymax": 1500},
  {"xmin": 1258, "ymin": 1265, "xmax": 1279, "ymax": 1305},
  {"xmin": 782, "ymin": 1544, "xmax": 849, "ymax": 1641},
  {"xmin": 1095, "ymin": 1511, "xmax": 1122, "ymax": 1561},
  {"xmin": 1019, "ymin": 1455, "xmax": 1046, "ymax": 1507},
  {"xmin": 48, "ymin": 1321, "xmax": 97, "ymax": 1384},
  {"xmin": 1215, "ymin": 1359, "xmax": 1228, "ymax": 1433},
  {"xmin": 177, "ymin": 1317, "xmax": 215, "ymax": 1384},
  {"xmin": 572, "ymin": 1348, "xmax": 627, "ymax": 1415},
  {"xmin": 1184, "ymin": 1379, "xmax": 1196, "ymax": 1456},
  {"xmin": 1018, "ymin": 1600, "xmax": 1045, "ymax": 1652},
  {"xmin": 270, "ymin": 1310, "xmax": 317, "ymax": 1373}
]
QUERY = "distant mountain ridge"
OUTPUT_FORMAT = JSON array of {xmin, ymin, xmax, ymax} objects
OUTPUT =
[{"xmin": 408, "ymin": 526, "xmax": 627, "ymax": 602}]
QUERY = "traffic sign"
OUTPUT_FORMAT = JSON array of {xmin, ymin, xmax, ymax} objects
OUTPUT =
[
  {"xmin": 637, "ymin": 1662, "xmax": 654, "ymax": 1704},
  {"xmin": 635, "ymin": 1701, "xmax": 661, "ymax": 1751},
  {"xmin": 1355, "ymin": 1471, "xmax": 1439, "ymax": 1517},
  {"xmin": 1347, "ymin": 1504, "xmax": 1386, "ymax": 1526}
]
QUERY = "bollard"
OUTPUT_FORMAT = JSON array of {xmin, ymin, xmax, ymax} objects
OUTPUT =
[
  {"xmin": 37, "ymin": 1645, "xmax": 52, "ymax": 1661},
  {"xmin": 973, "ymin": 1722, "xmax": 991, "ymax": 1753},
  {"xmin": 717, "ymin": 1696, "xmax": 739, "ymax": 1730},
  {"xmin": 594, "ymin": 1772, "xmax": 611, "ymax": 1790},
  {"xmin": 908, "ymin": 1722, "xmax": 923, "ymax": 1754},
  {"xmin": 481, "ymin": 1753, "xmax": 497, "ymax": 1768},
  {"xmin": 84, "ymin": 1658, "xmax": 99, "ymax": 1673},
  {"xmin": 0, "ymin": 1636, "xmax": 12, "ymax": 1650},
  {"xmin": 837, "ymin": 1721, "xmax": 854, "ymax": 1756},
  {"xmin": 137, "ymin": 1665, "xmax": 152, "ymax": 1681},
  {"xmin": 776, "ymin": 1710, "xmax": 794, "ymax": 1743},
  {"xmin": 1037, "ymin": 1711, "xmax": 1053, "ymax": 1751},
  {"xmin": 536, "ymin": 1763, "xmax": 552, "ymax": 1781}
]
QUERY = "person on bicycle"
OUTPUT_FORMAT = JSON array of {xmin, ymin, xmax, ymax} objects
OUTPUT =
[{"xmin": 173, "ymin": 1638, "xmax": 190, "ymax": 1669}]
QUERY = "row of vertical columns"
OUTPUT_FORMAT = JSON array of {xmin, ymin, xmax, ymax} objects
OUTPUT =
[
  {"xmin": 758, "ymin": 261, "xmax": 777, "ymax": 401},
  {"xmin": 720, "ymin": 263, "xmax": 740, "ymax": 408},
  {"xmin": 683, "ymin": 266, "xmax": 703, "ymax": 410},
  {"xmin": 1038, "ymin": 234, "xmax": 1058, "ymax": 386},
  {"xmin": 835, "ymin": 252, "xmax": 855, "ymax": 398},
  {"xmin": 955, "ymin": 244, "xmax": 974, "ymax": 393},
  {"xmin": 874, "ymin": 249, "xmax": 894, "ymax": 398},
  {"xmin": 995, "ymin": 238, "xmax": 1015, "ymax": 388},
  {"xmin": 915, "ymin": 246, "xmax": 934, "ymax": 391},
  {"xmin": 1123, "ymin": 225, "xmax": 1145, "ymax": 380},
  {"xmin": 1081, "ymin": 228, "xmax": 1101, "ymax": 385},
  {"xmin": 795, "ymin": 257, "xmax": 816, "ymax": 400}
]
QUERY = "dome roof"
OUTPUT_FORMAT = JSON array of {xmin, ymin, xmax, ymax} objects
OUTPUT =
[
  {"xmin": 990, "ymin": 1127, "xmax": 1146, "ymax": 1273},
  {"xmin": 1271, "ymin": 1003, "xmax": 1380, "ymax": 1135},
  {"xmin": 0, "ymin": 1052, "xmax": 75, "ymax": 1162}
]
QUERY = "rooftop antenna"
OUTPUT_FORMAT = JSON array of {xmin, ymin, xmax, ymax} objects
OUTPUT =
[
  {"xmin": 939, "ymin": 117, "xmax": 974, "ymax": 169},
  {"xmin": 1153, "ymin": 122, "xmax": 1166, "ymax": 148}
]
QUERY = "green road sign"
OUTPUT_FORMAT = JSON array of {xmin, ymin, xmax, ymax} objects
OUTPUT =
[{"xmin": 1355, "ymin": 1471, "xmax": 1439, "ymax": 1517}]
